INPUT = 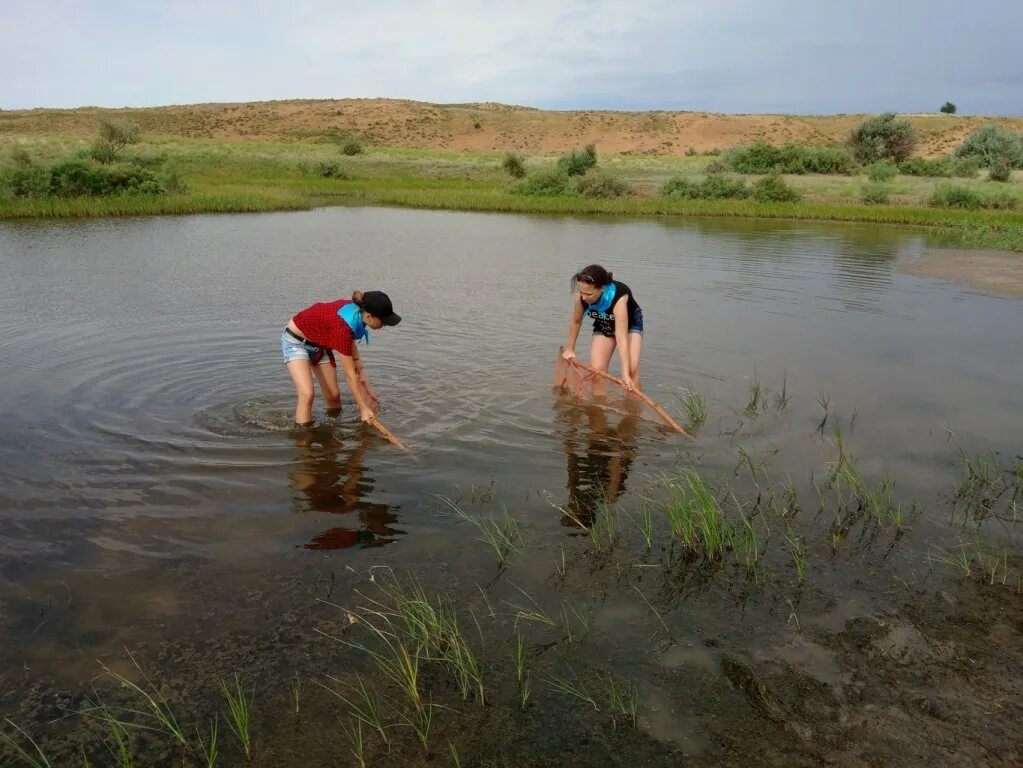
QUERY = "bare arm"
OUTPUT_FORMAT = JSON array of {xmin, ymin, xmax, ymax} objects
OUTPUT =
[
  {"xmin": 340, "ymin": 353, "xmax": 374, "ymax": 421},
  {"xmin": 563, "ymin": 295, "xmax": 585, "ymax": 359},
  {"xmin": 613, "ymin": 296, "xmax": 633, "ymax": 386}
]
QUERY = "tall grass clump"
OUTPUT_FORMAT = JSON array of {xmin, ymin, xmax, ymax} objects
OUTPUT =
[
  {"xmin": 508, "ymin": 170, "xmax": 571, "ymax": 196},
  {"xmin": 848, "ymin": 113, "xmax": 918, "ymax": 163},
  {"xmin": 724, "ymin": 141, "xmax": 858, "ymax": 175},
  {"xmin": 574, "ymin": 171, "xmax": 632, "ymax": 198},
  {"xmin": 866, "ymin": 160, "xmax": 898, "ymax": 182},
  {"xmin": 502, "ymin": 152, "xmax": 526, "ymax": 179},
  {"xmin": 221, "ymin": 675, "xmax": 254, "ymax": 761},
  {"xmin": 315, "ymin": 160, "xmax": 348, "ymax": 179}
]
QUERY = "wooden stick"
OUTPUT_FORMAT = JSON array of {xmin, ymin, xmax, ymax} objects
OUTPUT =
[
  {"xmin": 367, "ymin": 416, "xmax": 411, "ymax": 453},
  {"xmin": 560, "ymin": 347, "xmax": 691, "ymax": 437}
]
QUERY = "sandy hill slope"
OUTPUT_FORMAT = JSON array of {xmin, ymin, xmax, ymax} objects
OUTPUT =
[{"xmin": 2, "ymin": 98, "xmax": 1021, "ymax": 156}]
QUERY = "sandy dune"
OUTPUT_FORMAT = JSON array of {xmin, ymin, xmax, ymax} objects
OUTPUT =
[{"xmin": 2, "ymin": 98, "xmax": 1021, "ymax": 156}]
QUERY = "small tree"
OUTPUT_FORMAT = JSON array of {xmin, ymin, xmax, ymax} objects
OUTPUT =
[
  {"xmin": 940, "ymin": 102, "xmax": 957, "ymax": 115},
  {"xmin": 91, "ymin": 118, "xmax": 141, "ymax": 163},
  {"xmin": 848, "ymin": 112, "xmax": 918, "ymax": 164}
]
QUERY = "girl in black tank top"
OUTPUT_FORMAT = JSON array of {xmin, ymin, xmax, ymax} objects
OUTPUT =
[{"xmin": 562, "ymin": 264, "xmax": 645, "ymax": 392}]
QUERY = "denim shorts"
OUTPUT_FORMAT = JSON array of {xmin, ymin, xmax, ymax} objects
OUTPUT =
[{"xmin": 281, "ymin": 329, "xmax": 332, "ymax": 365}]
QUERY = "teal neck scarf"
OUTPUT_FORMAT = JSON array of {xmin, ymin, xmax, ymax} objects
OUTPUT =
[
  {"xmin": 338, "ymin": 302, "xmax": 370, "ymax": 345},
  {"xmin": 586, "ymin": 282, "xmax": 616, "ymax": 314}
]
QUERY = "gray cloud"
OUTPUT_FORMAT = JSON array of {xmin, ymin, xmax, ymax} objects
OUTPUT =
[{"xmin": 1, "ymin": 0, "xmax": 1020, "ymax": 115}]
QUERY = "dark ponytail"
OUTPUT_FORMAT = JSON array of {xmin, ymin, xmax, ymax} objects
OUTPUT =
[
  {"xmin": 352, "ymin": 290, "xmax": 364, "ymax": 307},
  {"xmin": 571, "ymin": 264, "xmax": 613, "ymax": 292}
]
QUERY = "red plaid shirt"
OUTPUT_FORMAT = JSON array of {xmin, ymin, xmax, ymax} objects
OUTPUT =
[{"xmin": 293, "ymin": 300, "xmax": 356, "ymax": 357}]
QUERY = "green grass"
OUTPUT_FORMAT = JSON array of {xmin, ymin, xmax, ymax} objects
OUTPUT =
[{"xmin": 2, "ymin": 136, "xmax": 1023, "ymax": 250}]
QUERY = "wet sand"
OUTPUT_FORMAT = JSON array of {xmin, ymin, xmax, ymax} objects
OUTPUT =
[{"xmin": 900, "ymin": 249, "xmax": 1023, "ymax": 298}]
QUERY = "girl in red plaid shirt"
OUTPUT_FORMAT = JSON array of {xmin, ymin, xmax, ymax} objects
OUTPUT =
[{"xmin": 281, "ymin": 290, "xmax": 401, "ymax": 427}]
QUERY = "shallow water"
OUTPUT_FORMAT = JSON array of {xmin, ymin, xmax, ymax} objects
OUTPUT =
[{"xmin": 1, "ymin": 208, "xmax": 1021, "ymax": 765}]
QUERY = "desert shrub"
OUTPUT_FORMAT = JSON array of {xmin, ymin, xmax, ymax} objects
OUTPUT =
[
  {"xmin": 340, "ymin": 139, "xmax": 363, "ymax": 156},
  {"xmin": 502, "ymin": 152, "xmax": 526, "ymax": 178},
  {"xmin": 897, "ymin": 156, "xmax": 951, "ymax": 177},
  {"xmin": 556, "ymin": 148, "xmax": 597, "ymax": 176},
  {"xmin": 952, "ymin": 157, "xmax": 982, "ymax": 178},
  {"xmin": 90, "ymin": 118, "xmax": 141, "ymax": 163},
  {"xmin": 861, "ymin": 182, "xmax": 891, "ymax": 204},
  {"xmin": 848, "ymin": 112, "xmax": 918, "ymax": 163},
  {"xmin": 315, "ymin": 161, "xmax": 348, "ymax": 179},
  {"xmin": 1, "ymin": 150, "xmax": 51, "ymax": 197},
  {"xmin": 583, "ymin": 143, "xmax": 597, "ymax": 162},
  {"xmin": 508, "ymin": 170, "xmax": 571, "ymax": 196},
  {"xmin": 724, "ymin": 141, "xmax": 857, "ymax": 175},
  {"xmin": 954, "ymin": 124, "xmax": 1023, "ymax": 168},
  {"xmin": 661, "ymin": 174, "xmax": 749, "ymax": 200},
  {"xmin": 47, "ymin": 159, "xmax": 166, "ymax": 196},
  {"xmin": 703, "ymin": 148, "xmax": 722, "ymax": 156},
  {"xmin": 685, "ymin": 146, "xmax": 697, "ymax": 156},
  {"xmin": 989, "ymin": 157, "xmax": 1013, "ymax": 182},
  {"xmin": 574, "ymin": 171, "xmax": 632, "ymax": 198},
  {"xmin": 752, "ymin": 173, "xmax": 801, "ymax": 202},
  {"xmin": 867, "ymin": 160, "xmax": 898, "ymax": 182}
]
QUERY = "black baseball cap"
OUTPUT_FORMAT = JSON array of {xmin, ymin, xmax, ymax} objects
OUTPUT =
[{"xmin": 361, "ymin": 291, "xmax": 401, "ymax": 326}]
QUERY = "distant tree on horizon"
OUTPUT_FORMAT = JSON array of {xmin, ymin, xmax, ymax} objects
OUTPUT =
[{"xmin": 940, "ymin": 102, "xmax": 957, "ymax": 115}]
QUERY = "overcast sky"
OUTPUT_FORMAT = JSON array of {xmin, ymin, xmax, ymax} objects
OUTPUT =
[{"xmin": 3, "ymin": 0, "xmax": 1021, "ymax": 114}]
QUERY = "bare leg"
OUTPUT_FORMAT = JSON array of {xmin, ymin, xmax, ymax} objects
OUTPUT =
[
  {"xmin": 313, "ymin": 362, "xmax": 342, "ymax": 417},
  {"xmin": 287, "ymin": 359, "xmax": 315, "ymax": 424},
  {"xmin": 628, "ymin": 332, "xmax": 644, "ymax": 390},
  {"xmin": 589, "ymin": 334, "xmax": 617, "ymax": 399}
]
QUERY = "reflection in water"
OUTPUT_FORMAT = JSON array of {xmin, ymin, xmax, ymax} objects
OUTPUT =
[
  {"xmin": 554, "ymin": 394, "xmax": 640, "ymax": 529},
  {"xmin": 290, "ymin": 427, "xmax": 404, "ymax": 550}
]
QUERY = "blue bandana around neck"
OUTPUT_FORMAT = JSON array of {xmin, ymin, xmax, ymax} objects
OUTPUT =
[
  {"xmin": 338, "ymin": 302, "xmax": 370, "ymax": 345},
  {"xmin": 586, "ymin": 282, "xmax": 617, "ymax": 314}
]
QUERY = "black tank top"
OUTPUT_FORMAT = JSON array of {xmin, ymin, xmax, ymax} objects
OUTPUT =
[{"xmin": 580, "ymin": 280, "xmax": 641, "ymax": 337}]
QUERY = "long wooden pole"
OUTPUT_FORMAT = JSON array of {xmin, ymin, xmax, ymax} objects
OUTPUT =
[
  {"xmin": 367, "ymin": 416, "xmax": 411, "ymax": 453},
  {"xmin": 560, "ymin": 347, "xmax": 691, "ymax": 437}
]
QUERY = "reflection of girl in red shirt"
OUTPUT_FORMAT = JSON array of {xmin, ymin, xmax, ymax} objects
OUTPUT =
[{"xmin": 281, "ymin": 290, "xmax": 402, "ymax": 427}]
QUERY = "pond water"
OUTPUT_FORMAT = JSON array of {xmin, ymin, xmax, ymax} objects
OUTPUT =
[{"xmin": 0, "ymin": 208, "xmax": 1020, "ymax": 766}]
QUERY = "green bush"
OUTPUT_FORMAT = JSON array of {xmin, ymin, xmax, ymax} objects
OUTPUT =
[
  {"xmin": 848, "ymin": 112, "xmax": 918, "ymax": 163},
  {"xmin": 897, "ymin": 156, "xmax": 952, "ymax": 177},
  {"xmin": 867, "ymin": 160, "xmax": 898, "ymax": 182},
  {"xmin": 340, "ymin": 139, "xmax": 363, "ymax": 156},
  {"xmin": 989, "ymin": 157, "xmax": 1012, "ymax": 182},
  {"xmin": 661, "ymin": 174, "xmax": 749, "ymax": 200},
  {"xmin": 952, "ymin": 157, "xmax": 983, "ymax": 178},
  {"xmin": 931, "ymin": 184, "xmax": 982, "ymax": 209},
  {"xmin": 47, "ymin": 159, "xmax": 166, "ymax": 196},
  {"xmin": 954, "ymin": 124, "xmax": 1023, "ymax": 167},
  {"xmin": 723, "ymin": 141, "xmax": 857, "ymax": 175},
  {"xmin": 508, "ymin": 170, "xmax": 571, "ymax": 196},
  {"xmin": 583, "ymin": 144, "xmax": 597, "ymax": 162},
  {"xmin": 2, "ymin": 151, "xmax": 50, "ymax": 197},
  {"xmin": 502, "ymin": 152, "xmax": 526, "ymax": 179},
  {"xmin": 979, "ymin": 187, "xmax": 1019, "ymax": 209},
  {"xmin": 573, "ymin": 171, "xmax": 632, "ymax": 198},
  {"xmin": 861, "ymin": 182, "xmax": 891, "ymax": 204},
  {"xmin": 752, "ymin": 174, "xmax": 801, "ymax": 202},
  {"xmin": 556, "ymin": 148, "xmax": 598, "ymax": 176}
]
